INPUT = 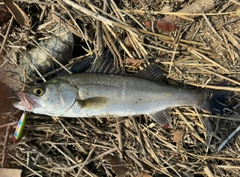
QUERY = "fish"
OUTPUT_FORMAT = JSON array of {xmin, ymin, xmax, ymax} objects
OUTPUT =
[
  {"xmin": 0, "ymin": 24, "xmax": 74, "ymax": 114},
  {"xmin": 13, "ymin": 73, "xmax": 231, "ymax": 126}
]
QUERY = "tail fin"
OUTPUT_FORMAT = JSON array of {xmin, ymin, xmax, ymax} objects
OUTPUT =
[{"xmin": 200, "ymin": 89, "xmax": 233, "ymax": 115}]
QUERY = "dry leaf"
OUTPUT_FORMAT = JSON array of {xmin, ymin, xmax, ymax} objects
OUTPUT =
[
  {"xmin": 155, "ymin": 20, "xmax": 178, "ymax": 32},
  {"xmin": 52, "ymin": 13, "xmax": 84, "ymax": 39},
  {"xmin": 144, "ymin": 20, "xmax": 177, "ymax": 32},
  {"xmin": 124, "ymin": 36, "xmax": 133, "ymax": 48},
  {"xmin": 143, "ymin": 21, "xmax": 152, "ymax": 28},
  {"xmin": 107, "ymin": 155, "xmax": 126, "ymax": 177},
  {"xmin": 172, "ymin": 129, "xmax": 185, "ymax": 143},
  {"xmin": 126, "ymin": 58, "xmax": 143, "ymax": 67},
  {"xmin": 222, "ymin": 28, "xmax": 240, "ymax": 51},
  {"xmin": 4, "ymin": 0, "xmax": 29, "ymax": 26}
]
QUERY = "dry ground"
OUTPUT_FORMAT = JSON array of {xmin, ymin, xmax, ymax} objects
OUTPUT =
[{"xmin": 1, "ymin": 0, "xmax": 240, "ymax": 176}]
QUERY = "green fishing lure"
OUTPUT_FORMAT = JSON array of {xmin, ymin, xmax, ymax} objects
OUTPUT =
[{"xmin": 13, "ymin": 111, "xmax": 27, "ymax": 142}]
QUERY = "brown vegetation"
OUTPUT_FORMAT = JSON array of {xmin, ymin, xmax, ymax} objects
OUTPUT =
[{"xmin": 1, "ymin": 0, "xmax": 240, "ymax": 176}]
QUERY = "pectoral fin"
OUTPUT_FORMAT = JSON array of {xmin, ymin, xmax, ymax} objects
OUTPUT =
[
  {"xmin": 149, "ymin": 108, "xmax": 172, "ymax": 127},
  {"xmin": 77, "ymin": 97, "xmax": 109, "ymax": 109}
]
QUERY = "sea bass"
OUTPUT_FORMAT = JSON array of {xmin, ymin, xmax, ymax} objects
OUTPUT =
[{"xmin": 13, "ymin": 73, "xmax": 229, "ymax": 126}]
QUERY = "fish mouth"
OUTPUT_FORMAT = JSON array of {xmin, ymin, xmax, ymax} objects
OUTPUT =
[{"xmin": 14, "ymin": 92, "xmax": 40, "ymax": 111}]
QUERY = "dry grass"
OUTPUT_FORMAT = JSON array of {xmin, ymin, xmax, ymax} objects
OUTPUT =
[{"xmin": 1, "ymin": 0, "xmax": 240, "ymax": 176}]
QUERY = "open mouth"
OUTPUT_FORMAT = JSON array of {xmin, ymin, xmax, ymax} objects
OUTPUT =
[{"xmin": 14, "ymin": 92, "xmax": 39, "ymax": 111}]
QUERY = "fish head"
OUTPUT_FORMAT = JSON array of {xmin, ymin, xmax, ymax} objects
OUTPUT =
[{"xmin": 14, "ymin": 79, "xmax": 78, "ymax": 115}]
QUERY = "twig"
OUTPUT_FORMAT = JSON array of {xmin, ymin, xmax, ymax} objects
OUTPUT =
[
  {"xmin": 62, "ymin": 0, "xmax": 205, "ymax": 46},
  {"xmin": 8, "ymin": 154, "xmax": 43, "ymax": 177},
  {"xmin": 52, "ymin": 13, "xmax": 91, "ymax": 42},
  {"xmin": 168, "ymin": 28, "xmax": 182, "ymax": 74},
  {"xmin": 216, "ymin": 124, "xmax": 240, "ymax": 153},
  {"xmin": 56, "ymin": 118, "xmax": 86, "ymax": 153},
  {"xmin": 230, "ymin": 0, "xmax": 240, "ymax": 6},
  {"xmin": 200, "ymin": 67, "xmax": 240, "ymax": 86},
  {"xmin": 56, "ymin": 0, "xmax": 92, "ymax": 51},
  {"xmin": 102, "ymin": 25, "xmax": 124, "ymax": 68},
  {"xmin": 202, "ymin": 12, "xmax": 223, "ymax": 41},
  {"xmin": 116, "ymin": 118, "xmax": 123, "ymax": 159},
  {"xmin": 175, "ymin": 109, "xmax": 206, "ymax": 145},
  {"xmin": 0, "ymin": 16, "xmax": 14, "ymax": 56},
  {"xmin": 76, "ymin": 146, "xmax": 96, "ymax": 176},
  {"xmin": 188, "ymin": 82, "xmax": 240, "ymax": 92},
  {"xmin": 0, "ymin": 121, "xmax": 18, "ymax": 129},
  {"xmin": 131, "ymin": 117, "xmax": 147, "ymax": 159},
  {"xmin": 1, "ymin": 126, "xmax": 10, "ymax": 167},
  {"xmin": 105, "ymin": 24, "xmax": 133, "ymax": 59},
  {"xmin": 204, "ymin": 166, "xmax": 214, "ymax": 177},
  {"xmin": 189, "ymin": 50, "xmax": 229, "ymax": 72}
]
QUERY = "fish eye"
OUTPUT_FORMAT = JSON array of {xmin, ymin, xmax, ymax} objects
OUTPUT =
[{"xmin": 33, "ymin": 88, "xmax": 45, "ymax": 96}]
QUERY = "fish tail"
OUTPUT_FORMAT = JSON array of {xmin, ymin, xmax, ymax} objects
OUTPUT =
[{"xmin": 199, "ymin": 89, "xmax": 233, "ymax": 115}]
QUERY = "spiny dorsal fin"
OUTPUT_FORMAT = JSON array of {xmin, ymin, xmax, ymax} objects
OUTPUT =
[
  {"xmin": 56, "ymin": 55, "xmax": 95, "ymax": 77},
  {"xmin": 87, "ymin": 50, "xmax": 125, "ymax": 74},
  {"xmin": 88, "ymin": 51, "xmax": 164, "ymax": 80},
  {"xmin": 60, "ymin": 49, "xmax": 164, "ymax": 80}
]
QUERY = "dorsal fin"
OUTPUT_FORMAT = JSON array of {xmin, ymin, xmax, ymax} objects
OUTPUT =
[
  {"xmin": 56, "ymin": 55, "xmax": 95, "ymax": 77},
  {"xmin": 86, "ymin": 50, "xmax": 125, "ymax": 74},
  {"xmin": 58, "ymin": 49, "xmax": 164, "ymax": 81},
  {"xmin": 134, "ymin": 62, "xmax": 163, "ymax": 81},
  {"xmin": 87, "ymin": 50, "xmax": 163, "ymax": 80}
]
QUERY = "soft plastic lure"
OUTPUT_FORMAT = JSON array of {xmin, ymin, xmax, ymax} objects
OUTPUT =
[{"xmin": 13, "ymin": 111, "xmax": 27, "ymax": 143}]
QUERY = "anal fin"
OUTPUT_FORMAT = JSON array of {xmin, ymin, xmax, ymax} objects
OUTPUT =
[{"xmin": 149, "ymin": 108, "xmax": 172, "ymax": 127}]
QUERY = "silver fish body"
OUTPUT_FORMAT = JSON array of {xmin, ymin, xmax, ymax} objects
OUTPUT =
[{"xmin": 14, "ymin": 73, "xmax": 206, "ymax": 121}]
